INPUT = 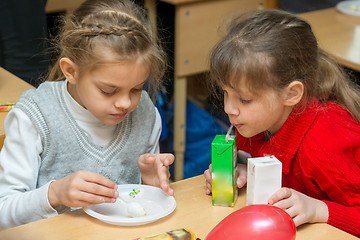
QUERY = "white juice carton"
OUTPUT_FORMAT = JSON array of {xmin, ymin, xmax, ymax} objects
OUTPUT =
[{"xmin": 246, "ymin": 156, "xmax": 282, "ymax": 205}]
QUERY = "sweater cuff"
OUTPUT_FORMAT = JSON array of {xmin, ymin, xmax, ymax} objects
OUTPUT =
[
  {"xmin": 324, "ymin": 200, "xmax": 360, "ymax": 237},
  {"xmin": 41, "ymin": 180, "xmax": 58, "ymax": 217}
]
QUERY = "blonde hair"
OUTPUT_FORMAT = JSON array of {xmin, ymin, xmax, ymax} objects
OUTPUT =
[
  {"xmin": 48, "ymin": 0, "xmax": 166, "ymax": 100},
  {"xmin": 209, "ymin": 9, "xmax": 360, "ymax": 122}
]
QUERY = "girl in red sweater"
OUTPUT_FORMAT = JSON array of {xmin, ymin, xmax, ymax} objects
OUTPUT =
[{"xmin": 204, "ymin": 9, "xmax": 360, "ymax": 237}]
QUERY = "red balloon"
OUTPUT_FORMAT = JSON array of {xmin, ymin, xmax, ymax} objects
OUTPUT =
[{"xmin": 205, "ymin": 204, "xmax": 296, "ymax": 240}]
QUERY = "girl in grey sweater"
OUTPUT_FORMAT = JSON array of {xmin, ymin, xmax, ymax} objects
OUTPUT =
[{"xmin": 0, "ymin": 0, "xmax": 174, "ymax": 229}]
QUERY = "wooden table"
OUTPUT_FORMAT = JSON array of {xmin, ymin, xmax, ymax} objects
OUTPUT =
[
  {"xmin": 300, "ymin": 8, "xmax": 360, "ymax": 72},
  {"xmin": 0, "ymin": 175, "xmax": 357, "ymax": 239},
  {"xmin": 0, "ymin": 68, "xmax": 34, "ymax": 149}
]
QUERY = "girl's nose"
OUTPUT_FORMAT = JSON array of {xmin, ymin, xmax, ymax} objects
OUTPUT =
[
  {"xmin": 114, "ymin": 94, "xmax": 131, "ymax": 110},
  {"xmin": 224, "ymin": 98, "xmax": 239, "ymax": 116}
]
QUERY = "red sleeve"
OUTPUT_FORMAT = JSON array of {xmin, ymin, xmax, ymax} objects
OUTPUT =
[
  {"xmin": 324, "ymin": 201, "xmax": 360, "ymax": 237},
  {"xmin": 299, "ymin": 108, "xmax": 360, "ymax": 237}
]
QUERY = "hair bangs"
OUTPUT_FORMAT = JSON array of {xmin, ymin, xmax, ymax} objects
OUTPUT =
[
  {"xmin": 211, "ymin": 38, "xmax": 275, "ymax": 95},
  {"xmin": 232, "ymin": 51, "xmax": 275, "ymax": 95}
]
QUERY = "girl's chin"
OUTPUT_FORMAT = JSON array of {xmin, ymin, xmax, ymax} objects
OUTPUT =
[
  {"xmin": 100, "ymin": 117, "xmax": 123, "ymax": 125},
  {"xmin": 236, "ymin": 129, "xmax": 257, "ymax": 138}
]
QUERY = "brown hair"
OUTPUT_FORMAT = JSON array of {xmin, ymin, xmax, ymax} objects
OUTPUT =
[
  {"xmin": 209, "ymin": 9, "xmax": 360, "ymax": 122},
  {"xmin": 48, "ymin": 0, "xmax": 166, "ymax": 100}
]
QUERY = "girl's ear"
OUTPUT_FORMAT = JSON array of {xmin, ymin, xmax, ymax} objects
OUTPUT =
[
  {"xmin": 284, "ymin": 80, "xmax": 304, "ymax": 106},
  {"xmin": 59, "ymin": 57, "xmax": 78, "ymax": 84}
]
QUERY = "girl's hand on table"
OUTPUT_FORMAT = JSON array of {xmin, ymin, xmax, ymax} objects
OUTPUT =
[
  {"xmin": 48, "ymin": 171, "xmax": 119, "ymax": 208},
  {"xmin": 268, "ymin": 187, "xmax": 329, "ymax": 226},
  {"xmin": 204, "ymin": 163, "xmax": 247, "ymax": 195},
  {"xmin": 204, "ymin": 164, "xmax": 212, "ymax": 195},
  {"xmin": 137, "ymin": 153, "xmax": 175, "ymax": 196},
  {"xmin": 235, "ymin": 164, "xmax": 247, "ymax": 188}
]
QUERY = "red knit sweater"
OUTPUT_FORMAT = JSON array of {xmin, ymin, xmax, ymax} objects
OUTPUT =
[{"xmin": 237, "ymin": 99, "xmax": 360, "ymax": 237}]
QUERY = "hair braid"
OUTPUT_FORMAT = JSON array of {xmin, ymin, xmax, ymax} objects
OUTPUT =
[{"xmin": 47, "ymin": 0, "xmax": 166, "ymax": 101}]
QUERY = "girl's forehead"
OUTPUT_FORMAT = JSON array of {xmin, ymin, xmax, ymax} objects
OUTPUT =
[
  {"xmin": 92, "ymin": 44, "xmax": 129, "ymax": 62},
  {"xmin": 87, "ymin": 51, "xmax": 150, "ymax": 72},
  {"xmin": 87, "ymin": 59, "xmax": 150, "ymax": 87}
]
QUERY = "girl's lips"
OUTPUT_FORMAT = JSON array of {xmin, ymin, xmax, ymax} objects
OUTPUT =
[
  {"xmin": 111, "ymin": 112, "xmax": 127, "ymax": 119},
  {"xmin": 233, "ymin": 123, "xmax": 243, "ymax": 129}
]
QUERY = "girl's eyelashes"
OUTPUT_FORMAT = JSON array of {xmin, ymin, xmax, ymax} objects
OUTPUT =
[
  {"xmin": 222, "ymin": 88, "xmax": 252, "ymax": 103},
  {"xmin": 240, "ymin": 98, "xmax": 252, "ymax": 104},
  {"xmin": 131, "ymin": 88, "xmax": 143, "ymax": 93},
  {"xmin": 100, "ymin": 88, "xmax": 142, "ymax": 96},
  {"xmin": 100, "ymin": 89, "xmax": 115, "ymax": 96}
]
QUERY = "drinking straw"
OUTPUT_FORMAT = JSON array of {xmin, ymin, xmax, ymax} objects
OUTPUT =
[{"xmin": 225, "ymin": 124, "xmax": 234, "ymax": 143}]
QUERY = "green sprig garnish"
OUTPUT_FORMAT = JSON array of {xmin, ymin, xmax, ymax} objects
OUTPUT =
[{"xmin": 129, "ymin": 188, "xmax": 140, "ymax": 198}]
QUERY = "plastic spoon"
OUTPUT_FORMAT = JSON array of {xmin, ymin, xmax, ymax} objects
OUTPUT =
[{"xmin": 117, "ymin": 195, "xmax": 146, "ymax": 218}]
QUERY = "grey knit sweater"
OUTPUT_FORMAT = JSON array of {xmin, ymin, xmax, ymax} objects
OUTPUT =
[{"xmin": 15, "ymin": 81, "xmax": 157, "ymax": 211}]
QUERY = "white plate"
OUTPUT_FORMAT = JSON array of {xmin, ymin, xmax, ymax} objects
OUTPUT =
[
  {"xmin": 336, "ymin": 1, "xmax": 360, "ymax": 17},
  {"xmin": 83, "ymin": 184, "xmax": 176, "ymax": 226}
]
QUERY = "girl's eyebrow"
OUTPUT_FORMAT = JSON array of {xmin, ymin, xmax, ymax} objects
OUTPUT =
[{"xmin": 99, "ymin": 79, "xmax": 148, "ymax": 88}]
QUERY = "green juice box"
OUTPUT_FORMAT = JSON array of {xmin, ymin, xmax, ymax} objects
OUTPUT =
[{"xmin": 211, "ymin": 134, "xmax": 238, "ymax": 207}]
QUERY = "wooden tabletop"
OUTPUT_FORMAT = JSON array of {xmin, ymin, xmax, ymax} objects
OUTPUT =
[
  {"xmin": 0, "ymin": 175, "xmax": 357, "ymax": 240},
  {"xmin": 0, "ymin": 68, "xmax": 34, "ymax": 140},
  {"xmin": 299, "ymin": 8, "xmax": 360, "ymax": 72}
]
